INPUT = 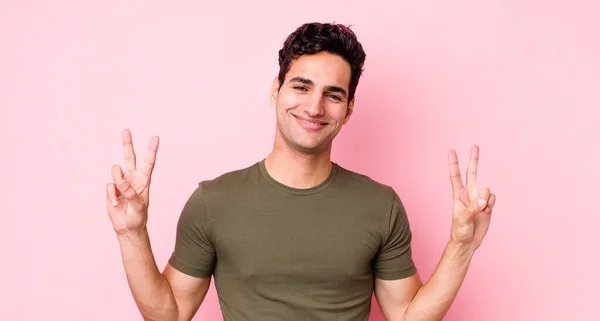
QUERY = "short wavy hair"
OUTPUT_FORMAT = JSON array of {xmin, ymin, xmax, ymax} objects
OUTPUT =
[{"xmin": 277, "ymin": 22, "xmax": 367, "ymax": 102}]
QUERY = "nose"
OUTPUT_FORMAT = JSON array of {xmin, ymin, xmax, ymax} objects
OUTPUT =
[{"xmin": 305, "ymin": 94, "xmax": 326, "ymax": 117}]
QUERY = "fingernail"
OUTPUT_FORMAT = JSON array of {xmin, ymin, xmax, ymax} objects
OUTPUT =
[
  {"xmin": 112, "ymin": 200, "xmax": 118, "ymax": 206},
  {"xmin": 478, "ymin": 199, "xmax": 486, "ymax": 207},
  {"xmin": 120, "ymin": 182, "xmax": 129, "ymax": 191}
]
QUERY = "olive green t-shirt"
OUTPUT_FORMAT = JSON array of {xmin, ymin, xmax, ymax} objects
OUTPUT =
[{"xmin": 168, "ymin": 159, "xmax": 417, "ymax": 321}]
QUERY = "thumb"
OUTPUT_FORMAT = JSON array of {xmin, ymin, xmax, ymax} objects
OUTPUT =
[
  {"xmin": 461, "ymin": 198, "xmax": 487, "ymax": 223},
  {"xmin": 472, "ymin": 198, "xmax": 487, "ymax": 213},
  {"xmin": 127, "ymin": 194, "xmax": 146, "ymax": 213},
  {"xmin": 118, "ymin": 183, "xmax": 146, "ymax": 214}
]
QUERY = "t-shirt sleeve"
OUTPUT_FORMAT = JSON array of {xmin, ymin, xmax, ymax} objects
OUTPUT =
[
  {"xmin": 168, "ymin": 184, "xmax": 216, "ymax": 278},
  {"xmin": 373, "ymin": 191, "xmax": 417, "ymax": 280}
]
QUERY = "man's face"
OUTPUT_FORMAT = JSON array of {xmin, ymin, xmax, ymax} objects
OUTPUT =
[{"xmin": 270, "ymin": 51, "xmax": 355, "ymax": 155}]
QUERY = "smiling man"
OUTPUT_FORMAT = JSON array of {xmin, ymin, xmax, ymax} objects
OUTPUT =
[{"xmin": 106, "ymin": 22, "xmax": 497, "ymax": 321}]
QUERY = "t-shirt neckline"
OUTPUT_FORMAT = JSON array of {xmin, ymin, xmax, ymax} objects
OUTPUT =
[{"xmin": 258, "ymin": 159, "xmax": 339, "ymax": 195}]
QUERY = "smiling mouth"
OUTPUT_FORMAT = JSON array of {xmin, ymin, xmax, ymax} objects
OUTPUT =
[{"xmin": 293, "ymin": 115, "xmax": 328, "ymax": 130}]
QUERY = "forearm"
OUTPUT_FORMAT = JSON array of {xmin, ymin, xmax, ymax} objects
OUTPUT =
[
  {"xmin": 403, "ymin": 241, "xmax": 475, "ymax": 321},
  {"xmin": 117, "ymin": 228, "xmax": 179, "ymax": 321}
]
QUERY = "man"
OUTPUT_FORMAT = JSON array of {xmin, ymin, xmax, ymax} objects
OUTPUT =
[{"xmin": 106, "ymin": 22, "xmax": 496, "ymax": 321}]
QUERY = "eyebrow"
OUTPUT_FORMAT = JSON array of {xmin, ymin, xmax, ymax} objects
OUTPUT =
[{"xmin": 289, "ymin": 76, "xmax": 348, "ymax": 97}]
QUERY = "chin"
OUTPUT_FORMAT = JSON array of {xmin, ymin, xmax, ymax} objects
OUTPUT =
[
  {"xmin": 291, "ymin": 139, "xmax": 331, "ymax": 155},
  {"xmin": 276, "ymin": 124, "xmax": 333, "ymax": 154}
]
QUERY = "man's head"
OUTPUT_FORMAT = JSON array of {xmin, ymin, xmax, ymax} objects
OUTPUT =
[{"xmin": 271, "ymin": 22, "xmax": 366, "ymax": 155}]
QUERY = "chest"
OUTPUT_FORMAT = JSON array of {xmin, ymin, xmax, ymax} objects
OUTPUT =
[{"xmin": 210, "ymin": 200, "xmax": 385, "ymax": 285}]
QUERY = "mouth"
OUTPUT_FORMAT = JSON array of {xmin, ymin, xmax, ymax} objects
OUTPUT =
[{"xmin": 293, "ymin": 114, "xmax": 328, "ymax": 131}]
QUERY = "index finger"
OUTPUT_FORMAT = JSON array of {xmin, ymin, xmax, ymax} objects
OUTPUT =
[
  {"xmin": 122, "ymin": 129, "xmax": 136, "ymax": 172},
  {"xmin": 448, "ymin": 149, "xmax": 464, "ymax": 194},
  {"xmin": 140, "ymin": 136, "xmax": 160, "ymax": 178},
  {"xmin": 466, "ymin": 144, "xmax": 479, "ymax": 188}
]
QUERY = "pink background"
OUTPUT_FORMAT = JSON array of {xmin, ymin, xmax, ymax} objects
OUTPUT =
[{"xmin": 2, "ymin": 0, "xmax": 599, "ymax": 320}]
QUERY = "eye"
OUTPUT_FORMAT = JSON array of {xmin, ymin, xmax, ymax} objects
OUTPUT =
[
  {"xmin": 294, "ymin": 86, "xmax": 308, "ymax": 91},
  {"xmin": 328, "ymin": 94, "xmax": 342, "ymax": 101}
]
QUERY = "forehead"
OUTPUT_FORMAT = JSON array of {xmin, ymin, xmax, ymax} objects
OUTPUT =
[{"xmin": 286, "ymin": 52, "xmax": 351, "ymax": 90}]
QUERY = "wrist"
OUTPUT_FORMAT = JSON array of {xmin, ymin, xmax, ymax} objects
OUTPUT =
[
  {"xmin": 116, "ymin": 226, "xmax": 149, "ymax": 243},
  {"xmin": 446, "ymin": 240, "xmax": 476, "ymax": 263}
]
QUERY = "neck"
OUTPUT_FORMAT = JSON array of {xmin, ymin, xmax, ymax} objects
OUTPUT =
[{"xmin": 264, "ymin": 135, "xmax": 333, "ymax": 189}]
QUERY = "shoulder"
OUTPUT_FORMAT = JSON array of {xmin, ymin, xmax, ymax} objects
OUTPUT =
[
  {"xmin": 334, "ymin": 163, "xmax": 399, "ymax": 202},
  {"xmin": 332, "ymin": 164, "xmax": 410, "ymax": 230},
  {"xmin": 194, "ymin": 161, "xmax": 259, "ymax": 196},
  {"xmin": 179, "ymin": 161, "xmax": 259, "ymax": 217}
]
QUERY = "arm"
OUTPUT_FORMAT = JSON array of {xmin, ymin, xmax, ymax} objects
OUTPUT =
[
  {"xmin": 374, "ymin": 241, "xmax": 475, "ymax": 321},
  {"xmin": 376, "ymin": 145, "xmax": 497, "ymax": 321},
  {"xmin": 117, "ymin": 228, "xmax": 211, "ymax": 321},
  {"xmin": 106, "ymin": 130, "xmax": 214, "ymax": 321}
]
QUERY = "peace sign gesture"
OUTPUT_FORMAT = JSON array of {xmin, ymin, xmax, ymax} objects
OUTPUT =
[
  {"xmin": 447, "ymin": 145, "xmax": 497, "ymax": 250},
  {"xmin": 105, "ymin": 129, "xmax": 160, "ymax": 236}
]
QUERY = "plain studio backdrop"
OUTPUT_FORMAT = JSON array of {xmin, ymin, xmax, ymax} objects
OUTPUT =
[{"xmin": 1, "ymin": 0, "xmax": 599, "ymax": 320}]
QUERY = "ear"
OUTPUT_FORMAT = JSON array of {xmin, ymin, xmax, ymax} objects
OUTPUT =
[
  {"xmin": 342, "ymin": 98, "xmax": 355, "ymax": 124},
  {"xmin": 270, "ymin": 76, "xmax": 280, "ymax": 108}
]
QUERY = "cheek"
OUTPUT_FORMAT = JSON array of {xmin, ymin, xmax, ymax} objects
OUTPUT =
[
  {"xmin": 277, "ymin": 90, "xmax": 295, "ymax": 103},
  {"xmin": 279, "ymin": 90, "xmax": 312, "ymax": 110},
  {"xmin": 275, "ymin": 96, "xmax": 295, "ymax": 121},
  {"xmin": 329, "ymin": 106, "xmax": 349, "ymax": 121}
]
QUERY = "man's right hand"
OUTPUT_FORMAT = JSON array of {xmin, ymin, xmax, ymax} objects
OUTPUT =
[
  {"xmin": 106, "ymin": 129, "xmax": 160, "ymax": 236},
  {"xmin": 105, "ymin": 129, "xmax": 210, "ymax": 321}
]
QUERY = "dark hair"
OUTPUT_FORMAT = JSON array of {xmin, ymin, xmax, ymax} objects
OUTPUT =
[{"xmin": 277, "ymin": 22, "xmax": 366, "ymax": 102}]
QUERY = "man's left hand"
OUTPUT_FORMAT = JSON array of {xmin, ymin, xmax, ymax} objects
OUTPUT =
[{"xmin": 447, "ymin": 145, "xmax": 497, "ymax": 251}]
